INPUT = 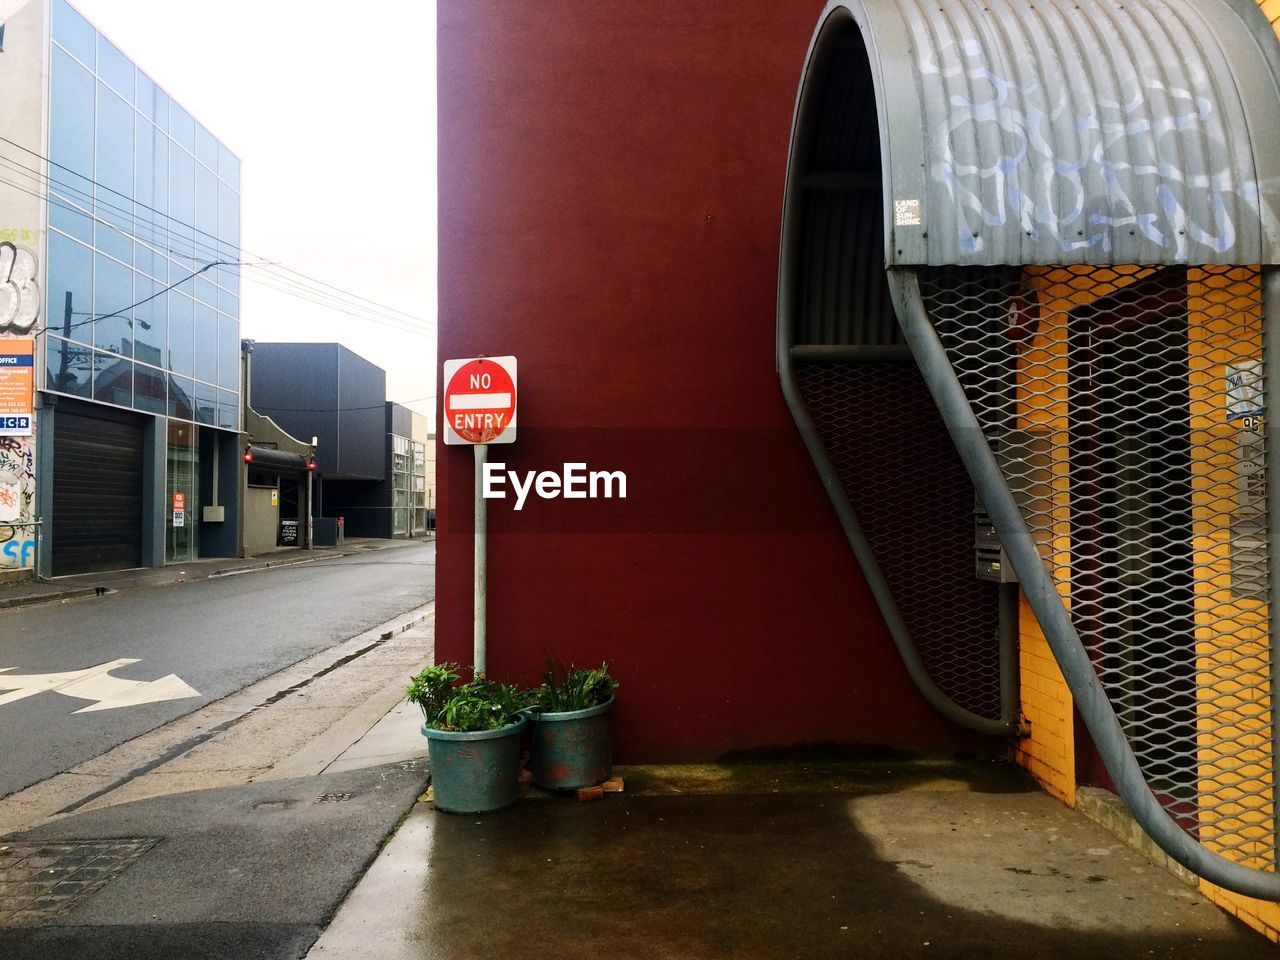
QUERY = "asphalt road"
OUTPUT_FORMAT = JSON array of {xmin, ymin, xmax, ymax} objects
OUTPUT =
[{"xmin": 0, "ymin": 541, "xmax": 434, "ymax": 800}]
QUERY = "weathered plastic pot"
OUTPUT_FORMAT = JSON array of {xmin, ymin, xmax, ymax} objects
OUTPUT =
[
  {"xmin": 421, "ymin": 715, "xmax": 527, "ymax": 813},
  {"xmin": 527, "ymin": 696, "xmax": 614, "ymax": 791}
]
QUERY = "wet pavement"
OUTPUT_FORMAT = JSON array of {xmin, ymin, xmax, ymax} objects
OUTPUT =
[{"xmin": 311, "ymin": 757, "xmax": 1272, "ymax": 960}]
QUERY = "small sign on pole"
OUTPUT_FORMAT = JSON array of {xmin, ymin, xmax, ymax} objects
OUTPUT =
[{"xmin": 442, "ymin": 355, "xmax": 518, "ymax": 677}]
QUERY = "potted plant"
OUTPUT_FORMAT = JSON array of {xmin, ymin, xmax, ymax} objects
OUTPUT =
[
  {"xmin": 525, "ymin": 661, "xmax": 618, "ymax": 791},
  {"xmin": 407, "ymin": 664, "xmax": 527, "ymax": 813}
]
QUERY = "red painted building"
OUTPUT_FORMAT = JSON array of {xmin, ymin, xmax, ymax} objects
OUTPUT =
[{"xmin": 436, "ymin": 0, "xmax": 984, "ymax": 761}]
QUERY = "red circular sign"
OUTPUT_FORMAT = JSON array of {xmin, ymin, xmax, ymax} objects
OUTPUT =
[{"xmin": 444, "ymin": 359, "xmax": 517, "ymax": 443}]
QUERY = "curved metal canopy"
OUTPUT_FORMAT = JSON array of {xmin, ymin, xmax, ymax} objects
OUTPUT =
[{"xmin": 792, "ymin": 0, "xmax": 1280, "ymax": 266}]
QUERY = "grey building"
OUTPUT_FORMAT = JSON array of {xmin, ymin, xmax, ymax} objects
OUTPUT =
[
  {"xmin": 248, "ymin": 343, "xmax": 430, "ymax": 539},
  {"xmin": 0, "ymin": 0, "xmax": 243, "ymax": 576}
]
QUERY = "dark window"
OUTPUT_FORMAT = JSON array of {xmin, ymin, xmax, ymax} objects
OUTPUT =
[
  {"xmin": 134, "ymin": 364, "xmax": 166, "ymax": 414},
  {"xmin": 93, "ymin": 351, "xmax": 132, "ymax": 406},
  {"xmin": 46, "ymin": 336, "xmax": 91, "ymax": 397},
  {"xmin": 168, "ymin": 374, "xmax": 195, "ymax": 419}
]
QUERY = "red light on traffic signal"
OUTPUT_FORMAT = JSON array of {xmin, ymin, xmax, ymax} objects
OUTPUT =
[
  {"xmin": 243, "ymin": 449, "xmax": 253, "ymax": 463},
  {"xmin": 307, "ymin": 457, "xmax": 317, "ymax": 471}
]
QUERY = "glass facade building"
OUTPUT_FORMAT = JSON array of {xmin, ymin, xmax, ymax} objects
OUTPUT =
[{"xmin": 43, "ymin": 0, "xmax": 241, "ymax": 432}]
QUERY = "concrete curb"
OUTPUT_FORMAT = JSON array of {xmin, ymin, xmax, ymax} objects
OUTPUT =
[
  {"xmin": 0, "ymin": 588, "xmax": 97, "ymax": 611},
  {"xmin": 0, "ymin": 538, "xmax": 425, "ymax": 611}
]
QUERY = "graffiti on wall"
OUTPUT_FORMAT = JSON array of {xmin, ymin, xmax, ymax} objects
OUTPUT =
[
  {"xmin": 0, "ymin": 241, "xmax": 40, "ymax": 332},
  {"xmin": 920, "ymin": 40, "xmax": 1261, "ymax": 258},
  {"xmin": 0, "ymin": 434, "xmax": 34, "ymax": 568}
]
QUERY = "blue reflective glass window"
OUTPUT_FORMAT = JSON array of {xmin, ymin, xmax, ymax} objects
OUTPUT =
[
  {"xmin": 169, "ymin": 252, "xmax": 198, "ymax": 288},
  {"xmin": 93, "ymin": 83, "xmax": 134, "ymax": 261},
  {"xmin": 136, "ymin": 70, "xmax": 158, "ymax": 123},
  {"xmin": 217, "ymin": 314, "xmax": 239, "ymax": 390},
  {"xmin": 169, "ymin": 103, "xmax": 195, "ymax": 152},
  {"xmin": 52, "ymin": 0, "xmax": 95, "ymax": 68},
  {"xmin": 95, "ymin": 83, "xmax": 133, "ymax": 196},
  {"xmin": 49, "ymin": 192, "xmax": 93, "ymax": 245},
  {"xmin": 218, "ymin": 288, "xmax": 239, "ymax": 319},
  {"xmin": 134, "ymin": 363, "xmax": 166, "ymax": 414},
  {"xmin": 194, "ymin": 380, "xmax": 216, "ymax": 426},
  {"xmin": 133, "ymin": 116, "xmax": 167, "ymax": 278},
  {"xmin": 194, "ymin": 302, "xmax": 218, "ymax": 383},
  {"xmin": 49, "ymin": 47, "xmax": 94, "ymax": 241},
  {"xmin": 96, "ymin": 36, "xmax": 133, "ymax": 102},
  {"xmin": 93, "ymin": 352, "xmax": 132, "ymax": 407},
  {"xmin": 194, "ymin": 275, "xmax": 217, "ymax": 307},
  {"xmin": 46, "ymin": 231, "xmax": 93, "ymax": 345},
  {"xmin": 168, "ymin": 374, "xmax": 195, "ymax": 419},
  {"xmin": 169, "ymin": 142, "xmax": 195, "ymax": 228},
  {"xmin": 167, "ymin": 290, "xmax": 194, "ymax": 376},
  {"xmin": 196, "ymin": 124, "xmax": 218, "ymax": 170},
  {"xmin": 93, "ymin": 252, "xmax": 132, "ymax": 356},
  {"xmin": 219, "ymin": 143, "xmax": 240, "ymax": 192},
  {"xmin": 46, "ymin": 336, "xmax": 92, "ymax": 397},
  {"xmin": 196, "ymin": 164, "xmax": 218, "ymax": 244},
  {"xmin": 94, "ymin": 204, "xmax": 132, "ymax": 264},
  {"xmin": 131, "ymin": 274, "xmax": 166, "ymax": 366},
  {"xmin": 217, "ymin": 262, "xmax": 240, "ymax": 298},
  {"xmin": 217, "ymin": 389, "xmax": 239, "ymax": 431},
  {"xmin": 218, "ymin": 181, "xmax": 240, "ymax": 249}
]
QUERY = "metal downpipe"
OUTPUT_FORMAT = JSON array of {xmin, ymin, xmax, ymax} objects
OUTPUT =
[{"xmin": 889, "ymin": 266, "xmax": 1280, "ymax": 900}]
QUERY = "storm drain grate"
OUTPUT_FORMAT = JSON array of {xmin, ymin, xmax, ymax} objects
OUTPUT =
[
  {"xmin": 315, "ymin": 792, "xmax": 352, "ymax": 803},
  {"xmin": 0, "ymin": 838, "xmax": 159, "ymax": 927}
]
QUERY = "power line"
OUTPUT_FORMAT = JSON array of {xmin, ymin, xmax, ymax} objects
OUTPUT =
[
  {"xmin": 0, "ymin": 140, "xmax": 435, "ymax": 331},
  {"xmin": 252, "ymin": 394, "xmax": 437, "ymax": 413},
  {"xmin": 36, "ymin": 259, "xmax": 250, "ymax": 338},
  {"xmin": 0, "ymin": 161, "xmax": 434, "ymax": 333},
  {"xmin": 0, "ymin": 173, "xmax": 436, "ymax": 339}
]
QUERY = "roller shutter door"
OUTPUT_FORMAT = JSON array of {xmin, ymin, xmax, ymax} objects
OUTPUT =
[{"xmin": 52, "ymin": 412, "xmax": 144, "ymax": 575}]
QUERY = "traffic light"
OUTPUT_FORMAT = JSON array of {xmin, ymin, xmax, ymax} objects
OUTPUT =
[
  {"xmin": 307, "ymin": 455, "xmax": 316, "ymax": 471},
  {"xmin": 243, "ymin": 445, "xmax": 253, "ymax": 464}
]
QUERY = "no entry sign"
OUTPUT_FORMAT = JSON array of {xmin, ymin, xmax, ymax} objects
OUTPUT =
[{"xmin": 443, "ymin": 355, "xmax": 518, "ymax": 445}]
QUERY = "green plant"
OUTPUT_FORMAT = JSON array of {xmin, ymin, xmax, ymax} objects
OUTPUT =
[
  {"xmin": 406, "ymin": 663, "xmax": 524, "ymax": 732},
  {"xmin": 530, "ymin": 660, "xmax": 618, "ymax": 712}
]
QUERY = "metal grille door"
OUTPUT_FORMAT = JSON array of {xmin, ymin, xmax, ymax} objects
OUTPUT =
[
  {"xmin": 911, "ymin": 265, "xmax": 1275, "ymax": 879},
  {"xmin": 795, "ymin": 360, "xmax": 1006, "ymax": 722}
]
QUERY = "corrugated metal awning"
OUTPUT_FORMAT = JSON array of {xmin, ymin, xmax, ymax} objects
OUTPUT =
[{"xmin": 789, "ymin": 0, "xmax": 1280, "ymax": 265}]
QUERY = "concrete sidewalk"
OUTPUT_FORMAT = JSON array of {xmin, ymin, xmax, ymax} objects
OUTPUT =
[
  {"xmin": 310, "ymin": 757, "xmax": 1273, "ymax": 960},
  {"xmin": 0, "ymin": 536, "xmax": 431, "ymax": 610}
]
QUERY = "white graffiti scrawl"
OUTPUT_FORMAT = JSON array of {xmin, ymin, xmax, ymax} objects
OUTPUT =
[
  {"xmin": 0, "ymin": 241, "xmax": 40, "ymax": 333},
  {"xmin": 920, "ymin": 36, "xmax": 1262, "ymax": 259}
]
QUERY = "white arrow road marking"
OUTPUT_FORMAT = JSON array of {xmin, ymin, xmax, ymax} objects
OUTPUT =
[{"xmin": 0, "ymin": 659, "xmax": 200, "ymax": 712}]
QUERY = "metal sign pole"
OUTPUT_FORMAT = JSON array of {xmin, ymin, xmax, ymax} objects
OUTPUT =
[{"xmin": 473, "ymin": 442, "xmax": 488, "ymax": 677}]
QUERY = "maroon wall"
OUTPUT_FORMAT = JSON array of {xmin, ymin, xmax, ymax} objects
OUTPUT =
[{"xmin": 437, "ymin": 0, "xmax": 990, "ymax": 760}]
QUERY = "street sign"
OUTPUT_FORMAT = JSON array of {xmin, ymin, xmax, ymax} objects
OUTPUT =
[
  {"xmin": 0, "ymin": 338, "xmax": 34, "ymax": 436},
  {"xmin": 443, "ymin": 355, "xmax": 517, "ymax": 445}
]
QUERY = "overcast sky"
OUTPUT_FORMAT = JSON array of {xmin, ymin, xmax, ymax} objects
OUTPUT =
[{"xmin": 68, "ymin": 0, "xmax": 438, "ymax": 418}]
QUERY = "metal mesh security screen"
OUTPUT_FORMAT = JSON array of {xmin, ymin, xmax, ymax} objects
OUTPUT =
[
  {"xmin": 921, "ymin": 264, "xmax": 1274, "ymax": 868},
  {"xmin": 795, "ymin": 361, "xmax": 1005, "ymax": 721}
]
